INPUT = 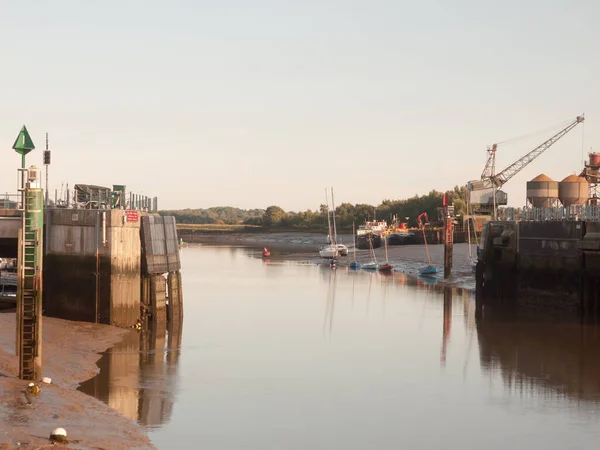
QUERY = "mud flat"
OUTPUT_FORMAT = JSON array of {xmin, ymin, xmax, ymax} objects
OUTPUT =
[
  {"xmin": 183, "ymin": 233, "xmax": 476, "ymax": 290},
  {"xmin": 0, "ymin": 313, "xmax": 154, "ymax": 450}
]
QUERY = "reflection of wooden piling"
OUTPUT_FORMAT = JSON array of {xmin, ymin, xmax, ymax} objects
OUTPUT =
[
  {"xmin": 167, "ymin": 271, "xmax": 183, "ymax": 324},
  {"xmin": 139, "ymin": 319, "xmax": 167, "ymax": 427},
  {"xmin": 441, "ymin": 287, "xmax": 452, "ymax": 365},
  {"xmin": 167, "ymin": 314, "xmax": 183, "ymax": 366}
]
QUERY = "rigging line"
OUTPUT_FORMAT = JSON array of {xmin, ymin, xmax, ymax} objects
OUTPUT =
[
  {"xmin": 494, "ymin": 118, "xmax": 573, "ymax": 147},
  {"xmin": 581, "ymin": 119, "xmax": 586, "ymax": 169}
]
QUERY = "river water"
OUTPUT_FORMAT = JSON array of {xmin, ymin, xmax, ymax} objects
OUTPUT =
[{"xmin": 81, "ymin": 245, "xmax": 600, "ymax": 449}]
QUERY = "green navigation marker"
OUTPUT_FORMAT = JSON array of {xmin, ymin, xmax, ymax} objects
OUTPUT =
[{"xmin": 12, "ymin": 125, "xmax": 35, "ymax": 168}]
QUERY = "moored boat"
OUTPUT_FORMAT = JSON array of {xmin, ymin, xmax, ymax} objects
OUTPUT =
[
  {"xmin": 356, "ymin": 233, "xmax": 381, "ymax": 250},
  {"xmin": 378, "ymin": 236, "xmax": 393, "ymax": 272},
  {"xmin": 356, "ymin": 219, "xmax": 387, "ymax": 250},
  {"xmin": 262, "ymin": 247, "xmax": 271, "ymax": 257}
]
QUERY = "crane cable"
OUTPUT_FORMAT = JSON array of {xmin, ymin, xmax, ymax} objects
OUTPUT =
[
  {"xmin": 494, "ymin": 118, "xmax": 574, "ymax": 147},
  {"xmin": 581, "ymin": 119, "xmax": 586, "ymax": 169}
]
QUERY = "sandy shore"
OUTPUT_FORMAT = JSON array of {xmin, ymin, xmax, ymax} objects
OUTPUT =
[{"xmin": 0, "ymin": 314, "xmax": 154, "ymax": 450}]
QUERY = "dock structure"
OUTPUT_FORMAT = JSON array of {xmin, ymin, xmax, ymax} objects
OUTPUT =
[
  {"xmin": 475, "ymin": 206, "xmax": 600, "ymax": 316},
  {"xmin": 42, "ymin": 208, "xmax": 182, "ymax": 327}
]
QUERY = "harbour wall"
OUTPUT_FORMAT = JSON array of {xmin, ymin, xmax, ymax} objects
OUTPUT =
[
  {"xmin": 43, "ymin": 209, "xmax": 181, "ymax": 327},
  {"xmin": 475, "ymin": 220, "xmax": 600, "ymax": 315}
]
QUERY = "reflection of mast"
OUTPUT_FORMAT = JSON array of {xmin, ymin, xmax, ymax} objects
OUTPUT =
[
  {"xmin": 323, "ymin": 269, "xmax": 337, "ymax": 337},
  {"xmin": 366, "ymin": 272, "xmax": 373, "ymax": 317},
  {"xmin": 441, "ymin": 287, "xmax": 452, "ymax": 366}
]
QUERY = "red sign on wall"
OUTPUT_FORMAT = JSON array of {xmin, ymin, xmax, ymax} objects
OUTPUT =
[{"xmin": 126, "ymin": 210, "xmax": 139, "ymax": 222}]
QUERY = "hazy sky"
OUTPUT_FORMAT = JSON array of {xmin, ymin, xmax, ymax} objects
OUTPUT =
[{"xmin": 0, "ymin": 1, "xmax": 598, "ymax": 211}]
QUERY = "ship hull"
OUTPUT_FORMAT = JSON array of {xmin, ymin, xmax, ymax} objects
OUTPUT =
[{"xmin": 356, "ymin": 233, "xmax": 381, "ymax": 250}]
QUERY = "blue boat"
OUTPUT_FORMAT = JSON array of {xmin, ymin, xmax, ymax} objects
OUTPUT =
[
  {"xmin": 349, "ymin": 223, "xmax": 361, "ymax": 270},
  {"xmin": 419, "ymin": 265, "xmax": 437, "ymax": 276}
]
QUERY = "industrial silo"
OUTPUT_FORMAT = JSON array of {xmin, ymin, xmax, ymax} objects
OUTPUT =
[
  {"xmin": 558, "ymin": 175, "xmax": 589, "ymax": 207},
  {"xmin": 526, "ymin": 174, "xmax": 559, "ymax": 208}
]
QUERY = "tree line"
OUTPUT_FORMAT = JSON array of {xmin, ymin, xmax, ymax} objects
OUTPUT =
[{"xmin": 160, "ymin": 185, "xmax": 468, "ymax": 230}]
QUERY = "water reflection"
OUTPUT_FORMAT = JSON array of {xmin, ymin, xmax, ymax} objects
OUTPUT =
[
  {"xmin": 441, "ymin": 287, "xmax": 452, "ymax": 366},
  {"xmin": 476, "ymin": 305, "xmax": 600, "ymax": 402},
  {"xmin": 79, "ymin": 319, "xmax": 182, "ymax": 429}
]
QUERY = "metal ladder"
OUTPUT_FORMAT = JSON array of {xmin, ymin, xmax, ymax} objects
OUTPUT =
[{"xmin": 18, "ymin": 188, "xmax": 41, "ymax": 380}]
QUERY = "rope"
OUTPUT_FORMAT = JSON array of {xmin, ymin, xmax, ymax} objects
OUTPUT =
[
  {"xmin": 495, "ymin": 118, "xmax": 573, "ymax": 147},
  {"xmin": 581, "ymin": 120, "xmax": 586, "ymax": 168}
]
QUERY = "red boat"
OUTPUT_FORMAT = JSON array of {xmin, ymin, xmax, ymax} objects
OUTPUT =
[
  {"xmin": 262, "ymin": 247, "xmax": 271, "ymax": 257},
  {"xmin": 378, "ymin": 263, "xmax": 393, "ymax": 272}
]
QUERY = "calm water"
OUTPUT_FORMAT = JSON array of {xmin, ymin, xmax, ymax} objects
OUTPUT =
[{"xmin": 81, "ymin": 245, "xmax": 600, "ymax": 449}]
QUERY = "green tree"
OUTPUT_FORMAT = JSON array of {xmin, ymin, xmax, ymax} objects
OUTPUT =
[{"xmin": 263, "ymin": 205, "xmax": 287, "ymax": 226}]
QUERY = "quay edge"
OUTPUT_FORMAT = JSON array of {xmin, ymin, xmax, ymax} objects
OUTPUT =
[{"xmin": 475, "ymin": 219, "xmax": 600, "ymax": 314}]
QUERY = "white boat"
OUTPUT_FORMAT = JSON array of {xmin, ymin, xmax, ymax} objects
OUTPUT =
[
  {"xmin": 319, "ymin": 188, "xmax": 348, "ymax": 259},
  {"xmin": 320, "ymin": 189, "xmax": 337, "ymax": 259},
  {"xmin": 466, "ymin": 203, "xmax": 477, "ymax": 273},
  {"xmin": 362, "ymin": 234, "xmax": 378, "ymax": 270},
  {"xmin": 319, "ymin": 246, "xmax": 338, "ymax": 258}
]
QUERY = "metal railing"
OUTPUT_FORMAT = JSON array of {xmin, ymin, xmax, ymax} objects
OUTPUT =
[
  {"xmin": 521, "ymin": 205, "xmax": 600, "ymax": 221},
  {"xmin": 0, "ymin": 193, "xmax": 22, "ymax": 210}
]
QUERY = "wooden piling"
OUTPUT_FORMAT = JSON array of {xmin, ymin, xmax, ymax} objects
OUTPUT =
[
  {"xmin": 444, "ymin": 215, "xmax": 453, "ymax": 279},
  {"xmin": 149, "ymin": 275, "xmax": 167, "ymax": 323},
  {"xmin": 167, "ymin": 271, "xmax": 183, "ymax": 324}
]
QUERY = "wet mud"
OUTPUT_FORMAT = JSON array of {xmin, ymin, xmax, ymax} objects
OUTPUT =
[{"xmin": 0, "ymin": 313, "xmax": 155, "ymax": 449}]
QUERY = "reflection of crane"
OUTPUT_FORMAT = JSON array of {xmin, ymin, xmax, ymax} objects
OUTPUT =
[{"xmin": 468, "ymin": 115, "xmax": 585, "ymax": 217}]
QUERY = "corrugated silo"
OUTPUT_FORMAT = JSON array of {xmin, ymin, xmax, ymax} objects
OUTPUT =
[
  {"xmin": 526, "ymin": 174, "xmax": 559, "ymax": 208},
  {"xmin": 558, "ymin": 175, "xmax": 589, "ymax": 207}
]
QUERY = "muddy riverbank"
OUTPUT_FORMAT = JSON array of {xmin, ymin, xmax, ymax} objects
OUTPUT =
[
  {"xmin": 0, "ymin": 313, "xmax": 154, "ymax": 449},
  {"xmin": 182, "ymin": 232, "xmax": 476, "ymax": 290}
]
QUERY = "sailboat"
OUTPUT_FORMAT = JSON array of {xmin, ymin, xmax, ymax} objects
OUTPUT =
[
  {"xmin": 466, "ymin": 217, "xmax": 477, "ymax": 273},
  {"xmin": 466, "ymin": 192, "xmax": 477, "ymax": 273},
  {"xmin": 417, "ymin": 212, "xmax": 437, "ymax": 276},
  {"xmin": 349, "ymin": 222, "xmax": 361, "ymax": 270},
  {"xmin": 378, "ymin": 236, "xmax": 393, "ymax": 272},
  {"xmin": 362, "ymin": 236, "xmax": 378, "ymax": 270},
  {"xmin": 319, "ymin": 189, "xmax": 338, "ymax": 259},
  {"xmin": 330, "ymin": 188, "xmax": 348, "ymax": 257}
]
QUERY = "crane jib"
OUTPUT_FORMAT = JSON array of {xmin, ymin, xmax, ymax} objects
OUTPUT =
[{"xmin": 488, "ymin": 115, "xmax": 584, "ymax": 188}]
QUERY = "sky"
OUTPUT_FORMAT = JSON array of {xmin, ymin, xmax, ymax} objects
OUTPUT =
[{"xmin": 0, "ymin": 0, "xmax": 598, "ymax": 211}]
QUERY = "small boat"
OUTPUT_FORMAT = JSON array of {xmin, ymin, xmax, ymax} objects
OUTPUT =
[
  {"xmin": 378, "ymin": 263, "xmax": 393, "ymax": 272},
  {"xmin": 419, "ymin": 265, "xmax": 438, "ymax": 276},
  {"xmin": 262, "ymin": 247, "xmax": 271, "ymax": 257},
  {"xmin": 349, "ymin": 222, "xmax": 361, "ymax": 270},
  {"xmin": 362, "ymin": 235, "xmax": 378, "ymax": 270},
  {"xmin": 330, "ymin": 258, "xmax": 339, "ymax": 268},
  {"xmin": 417, "ymin": 212, "xmax": 437, "ymax": 277},
  {"xmin": 466, "ymin": 207, "xmax": 477, "ymax": 273},
  {"xmin": 319, "ymin": 246, "xmax": 338, "ymax": 258},
  {"xmin": 378, "ymin": 237, "xmax": 393, "ymax": 272}
]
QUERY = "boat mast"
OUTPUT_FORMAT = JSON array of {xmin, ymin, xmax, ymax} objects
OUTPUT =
[
  {"xmin": 466, "ymin": 183, "xmax": 473, "ymax": 259},
  {"xmin": 325, "ymin": 188, "xmax": 333, "ymax": 248},
  {"xmin": 352, "ymin": 222, "xmax": 357, "ymax": 262},
  {"xmin": 384, "ymin": 235, "xmax": 389, "ymax": 264},
  {"xmin": 331, "ymin": 187, "xmax": 338, "ymax": 246}
]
